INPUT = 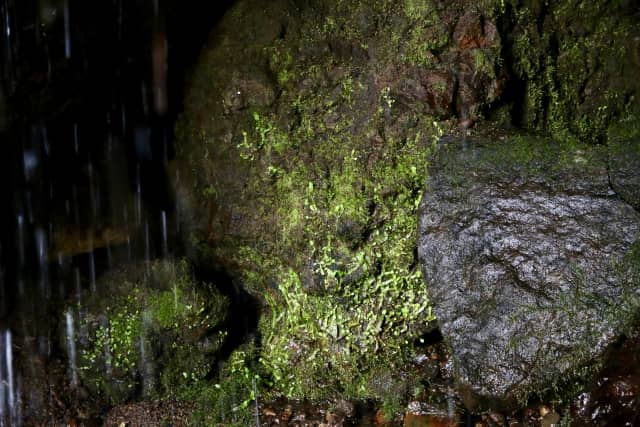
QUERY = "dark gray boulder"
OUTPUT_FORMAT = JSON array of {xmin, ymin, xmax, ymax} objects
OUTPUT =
[
  {"xmin": 608, "ymin": 133, "xmax": 640, "ymax": 211},
  {"xmin": 417, "ymin": 135, "xmax": 640, "ymax": 408}
]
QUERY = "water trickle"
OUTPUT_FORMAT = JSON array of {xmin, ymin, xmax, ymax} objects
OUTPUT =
[
  {"xmin": 73, "ymin": 123, "xmax": 79, "ymax": 156},
  {"xmin": 0, "ymin": 329, "xmax": 17, "ymax": 426},
  {"xmin": 65, "ymin": 309, "xmax": 78, "ymax": 387},
  {"xmin": 174, "ymin": 170, "xmax": 180, "ymax": 234},
  {"xmin": 73, "ymin": 267, "xmax": 81, "ymax": 301},
  {"xmin": 0, "ymin": 269, "xmax": 4, "ymax": 318},
  {"xmin": 160, "ymin": 210, "xmax": 167, "ymax": 255},
  {"xmin": 34, "ymin": 228, "xmax": 49, "ymax": 298},
  {"xmin": 144, "ymin": 220, "xmax": 150, "ymax": 264},
  {"xmin": 22, "ymin": 149, "xmax": 38, "ymax": 183},
  {"xmin": 135, "ymin": 165, "xmax": 142, "ymax": 227},
  {"xmin": 102, "ymin": 319, "xmax": 112, "ymax": 379},
  {"xmin": 16, "ymin": 214, "xmax": 24, "ymax": 267},
  {"xmin": 40, "ymin": 125, "xmax": 50, "ymax": 157},
  {"xmin": 63, "ymin": 0, "xmax": 71, "ymax": 59},
  {"xmin": 89, "ymin": 249, "xmax": 96, "ymax": 292}
]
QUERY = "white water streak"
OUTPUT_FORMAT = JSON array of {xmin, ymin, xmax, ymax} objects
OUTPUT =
[{"xmin": 65, "ymin": 310, "xmax": 78, "ymax": 386}]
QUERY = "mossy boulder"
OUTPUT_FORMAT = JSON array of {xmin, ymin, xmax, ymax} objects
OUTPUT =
[
  {"xmin": 72, "ymin": 259, "xmax": 228, "ymax": 405},
  {"xmin": 174, "ymin": 0, "xmax": 507, "ymax": 400}
]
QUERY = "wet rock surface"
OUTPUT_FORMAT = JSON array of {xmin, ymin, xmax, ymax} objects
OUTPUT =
[
  {"xmin": 608, "ymin": 130, "xmax": 640, "ymax": 211},
  {"xmin": 571, "ymin": 334, "xmax": 640, "ymax": 426},
  {"xmin": 417, "ymin": 135, "xmax": 640, "ymax": 406}
]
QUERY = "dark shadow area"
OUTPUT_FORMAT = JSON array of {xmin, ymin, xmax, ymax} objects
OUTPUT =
[{"xmin": 191, "ymin": 262, "xmax": 261, "ymax": 365}]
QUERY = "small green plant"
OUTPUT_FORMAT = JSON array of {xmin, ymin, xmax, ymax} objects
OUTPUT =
[{"xmin": 188, "ymin": 344, "xmax": 265, "ymax": 426}]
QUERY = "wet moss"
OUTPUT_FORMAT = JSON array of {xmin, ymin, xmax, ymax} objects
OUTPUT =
[
  {"xmin": 75, "ymin": 259, "xmax": 228, "ymax": 405},
  {"xmin": 501, "ymin": 0, "xmax": 640, "ymax": 142},
  {"xmin": 174, "ymin": 0, "xmax": 451, "ymax": 404},
  {"xmin": 174, "ymin": 0, "xmax": 639, "ymax": 411}
]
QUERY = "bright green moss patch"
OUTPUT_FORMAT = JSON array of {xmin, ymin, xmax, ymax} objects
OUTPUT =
[
  {"xmin": 76, "ymin": 259, "xmax": 228, "ymax": 404},
  {"xmin": 502, "ymin": 0, "xmax": 640, "ymax": 142}
]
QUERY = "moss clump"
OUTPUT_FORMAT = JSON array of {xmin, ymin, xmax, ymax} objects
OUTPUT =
[
  {"xmin": 75, "ymin": 259, "xmax": 228, "ymax": 404},
  {"xmin": 187, "ymin": 343, "xmax": 265, "ymax": 426},
  {"xmin": 175, "ymin": 0, "xmax": 456, "ymax": 404},
  {"xmin": 500, "ymin": 0, "xmax": 640, "ymax": 143}
]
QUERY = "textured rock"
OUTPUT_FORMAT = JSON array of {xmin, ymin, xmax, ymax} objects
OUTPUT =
[
  {"xmin": 609, "ymin": 135, "xmax": 640, "ymax": 211},
  {"xmin": 417, "ymin": 135, "xmax": 640, "ymax": 406}
]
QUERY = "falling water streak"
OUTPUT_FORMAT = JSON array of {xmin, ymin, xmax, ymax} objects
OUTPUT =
[
  {"xmin": 2, "ymin": 1, "xmax": 13, "ymax": 92},
  {"xmin": 123, "ymin": 206, "xmax": 132, "ymax": 261},
  {"xmin": 144, "ymin": 220, "xmax": 150, "ymax": 263},
  {"xmin": 16, "ymin": 214, "xmax": 24, "ymax": 267},
  {"xmin": 0, "ymin": 268, "xmax": 4, "ymax": 318},
  {"xmin": 88, "ymin": 162, "xmax": 97, "ymax": 221},
  {"xmin": 65, "ymin": 310, "xmax": 78, "ymax": 387},
  {"xmin": 40, "ymin": 125, "xmax": 50, "ymax": 157},
  {"xmin": 120, "ymin": 102, "xmax": 127, "ymax": 134},
  {"xmin": 63, "ymin": 0, "xmax": 71, "ymax": 59},
  {"xmin": 34, "ymin": 228, "xmax": 49, "ymax": 298},
  {"xmin": 161, "ymin": 210, "xmax": 167, "ymax": 255},
  {"xmin": 4, "ymin": 330, "xmax": 15, "ymax": 425},
  {"xmin": 0, "ymin": 331, "xmax": 5, "ymax": 427},
  {"xmin": 73, "ymin": 123, "xmax": 79, "ymax": 156},
  {"xmin": 102, "ymin": 320, "xmax": 112, "ymax": 378},
  {"xmin": 135, "ymin": 165, "xmax": 142, "ymax": 227},
  {"xmin": 139, "ymin": 335, "xmax": 147, "ymax": 397},
  {"xmin": 73, "ymin": 267, "xmax": 81, "ymax": 297},
  {"xmin": 89, "ymin": 251, "xmax": 96, "ymax": 293},
  {"xmin": 174, "ymin": 170, "xmax": 180, "ymax": 234}
]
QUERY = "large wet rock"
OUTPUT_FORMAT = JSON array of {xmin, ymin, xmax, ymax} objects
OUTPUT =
[
  {"xmin": 417, "ymin": 135, "xmax": 640, "ymax": 407},
  {"xmin": 608, "ymin": 123, "xmax": 640, "ymax": 211}
]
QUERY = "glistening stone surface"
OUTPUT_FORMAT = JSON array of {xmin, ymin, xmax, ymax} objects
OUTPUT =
[{"xmin": 417, "ymin": 135, "xmax": 640, "ymax": 406}]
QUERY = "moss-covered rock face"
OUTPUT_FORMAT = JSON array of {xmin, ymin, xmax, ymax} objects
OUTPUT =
[
  {"xmin": 73, "ymin": 260, "xmax": 228, "ymax": 405},
  {"xmin": 175, "ymin": 0, "xmax": 505, "ymax": 400},
  {"xmin": 500, "ymin": 0, "xmax": 640, "ymax": 142},
  {"xmin": 174, "ymin": 0, "xmax": 640, "ymax": 404}
]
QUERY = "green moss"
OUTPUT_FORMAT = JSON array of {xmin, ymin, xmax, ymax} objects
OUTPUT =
[
  {"xmin": 188, "ymin": 343, "xmax": 264, "ymax": 427},
  {"xmin": 76, "ymin": 259, "xmax": 228, "ymax": 404},
  {"xmin": 503, "ymin": 0, "xmax": 639, "ymax": 142}
]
